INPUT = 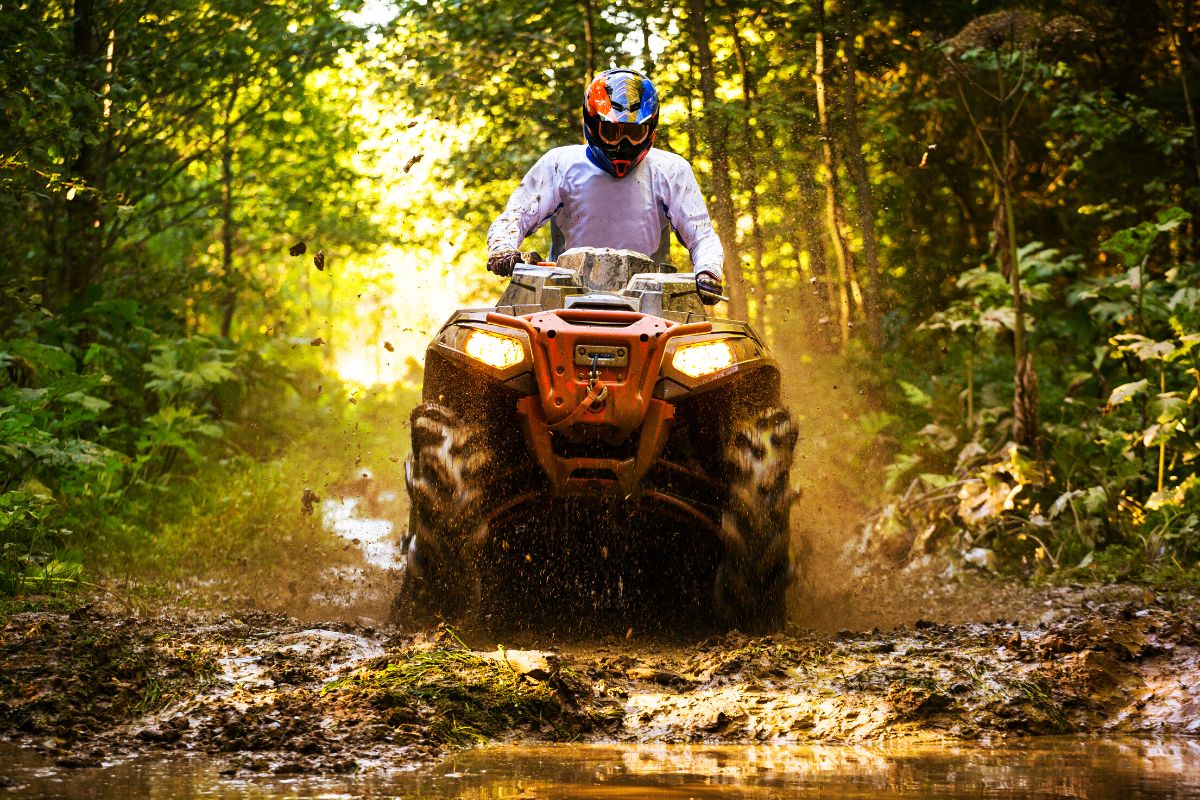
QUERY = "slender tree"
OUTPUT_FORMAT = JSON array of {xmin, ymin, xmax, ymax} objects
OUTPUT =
[
  {"xmin": 581, "ymin": 0, "xmax": 597, "ymax": 80},
  {"xmin": 63, "ymin": 0, "xmax": 105, "ymax": 303},
  {"xmin": 687, "ymin": 0, "xmax": 749, "ymax": 320},
  {"xmin": 813, "ymin": 0, "xmax": 856, "ymax": 345},
  {"xmin": 729, "ymin": 10, "xmax": 768, "ymax": 333},
  {"xmin": 943, "ymin": 11, "xmax": 1087, "ymax": 447},
  {"xmin": 1160, "ymin": 0, "xmax": 1200, "ymax": 185},
  {"xmin": 219, "ymin": 83, "xmax": 240, "ymax": 340},
  {"xmin": 944, "ymin": 14, "xmax": 1036, "ymax": 445},
  {"xmin": 841, "ymin": 6, "xmax": 883, "ymax": 344}
]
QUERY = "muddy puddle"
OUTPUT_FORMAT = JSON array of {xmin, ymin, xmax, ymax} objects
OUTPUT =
[
  {"xmin": 3, "ymin": 738, "xmax": 1199, "ymax": 798},
  {"xmin": 5, "ymin": 479, "xmax": 1200, "ymax": 797}
]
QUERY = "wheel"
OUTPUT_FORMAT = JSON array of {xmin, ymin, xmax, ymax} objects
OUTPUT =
[
  {"xmin": 714, "ymin": 406, "xmax": 799, "ymax": 632},
  {"xmin": 393, "ymin": 403, "xmax": 491, "ymax": 625}
]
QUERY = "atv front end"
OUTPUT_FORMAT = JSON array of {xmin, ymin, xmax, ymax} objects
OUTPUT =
[{"xmin": 399, "ymin": 255, "xmax": 798, "ymax": 632}]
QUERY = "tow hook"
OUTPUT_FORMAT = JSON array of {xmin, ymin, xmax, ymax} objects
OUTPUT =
[{"xmin": 588, "ymin": 354, "xmax": 609, "ymax": 410}]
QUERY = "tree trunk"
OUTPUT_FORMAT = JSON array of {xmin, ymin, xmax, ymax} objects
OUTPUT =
[
  {"xmin": 687, "ymin": 0, "xmax": 749, "ymax": 320},
  {"xmin": 801, "ymin": 170, "xmax": 840, "ymax": 345},
  {"xmin": 686, "ymin": 45, "xmax": 698, "ymax": 165},
  {"xmin": 788, "ymin": 101, "xmax": 836, "ymax": 345},
  {"xmin": 796, "ymin": 196, "xmax": 833, "ymax": 350},
  {"xmin": 1162, "ymin": 0, "xmax": 1200, "ymax": 184},
  {"xmin": 63, "ymin": 0, "xmax": 104, "ymax": 305},
  {"xmin": 219, "ymin": 86, "xmax": 240, "ymax": 339},
  {"xmin": 949, "ymin": 40, "xmax": 1039, "ymax": 446},
  {"xmin": 813, "ymin": 1, "xmax": 856, "ymax": 346},
  {"xmin": 640, "ymin": 6, "xmax": 654, "ymax": 74},
  {"xmin": 840, "ymin": 8, "xmax": 882, "ymax": 344},
  {"xmin": 996, "ymin": 66, "xmax": 1024, "ymax": 370},
  {"xmin": 219, "ymin": 144, "xmax": 236, "ymax": 339},
  {"xmin": 581, "ymin": 0, "xmax": 596, "ymax": 81},
  {"xmin": 795, "ymin": 153, "xmax": 837, "ymax": 351},
  {"xmin": 729, "ymin": 14, "xmax": 768, "ymax": 335},
  {"xmin": 994, "ymin": 54, "xmax": 1037, "ymax": 447}
]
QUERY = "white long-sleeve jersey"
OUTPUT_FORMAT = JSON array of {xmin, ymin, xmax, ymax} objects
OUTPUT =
[{"xmin": 486, "ymin": 145, "xmax": 725, "ymax": 279}]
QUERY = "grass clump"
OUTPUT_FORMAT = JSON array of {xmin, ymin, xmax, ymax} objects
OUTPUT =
[
  {"xmin": 325, "ymin": 643, "xmax": 591, "ymax": 747},
  {"xmin": 1003, "ymin": 674, "xmax": 1072, "ymax": 733}
]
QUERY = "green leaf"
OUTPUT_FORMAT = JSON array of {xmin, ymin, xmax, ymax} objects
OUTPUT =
[
  {"xmin": 884, "ymin": 452, "xmax": 922, "ymax": 493},
  {"xmin": 1164, "ymin": 333, "xmax": 1200, "ymax": 361},
  {"xmin": 1146, "ymin": 475, "xmax": 1200, "ymax": 510},
  {"xmin": 1155, "ymin": 206, "xmax": 1191, "ymax": 232},
  {"xmin": 62, "ymin": 391, "xmax": 111, "ymax": 415},
  {"xmin": 1111, "ymin": 334, "xmax": 1175, "ymax": 361},
  {"xmin": 1108, "ymin": 379, "xmax": 1148, "ymax": 406},
  {"xmin": 1168, "ymin": 288, "xmax": 1200, "ymax": 312},
  {"xmin": 1153, "ymin": 394, "xmax": 1188, "ymax": 424},
  {"xmin": 898, "ymin": 380, "xmax": 931, "ymax": 409},
  {"xmin": 1101, "ymin": 220, "xmax": 1158, "ymax": 267},
  {"xmin": 1141, "ymin": 422, "xmax": 1172, "ymax": 447},
  {"xmin": 21, "ymin": 558, "xmax": 83, "ymax": 588},
  {"xmin": 919, "ymin": 473, "xmax": 956, "ymax": 489},
  {"xmin": 980, "ymin": 307, "xmax": 1017, "ymax": 332}
]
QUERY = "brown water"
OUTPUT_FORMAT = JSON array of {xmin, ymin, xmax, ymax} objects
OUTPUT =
[{"xmin": 3, "ymin": 739, "xmax": 1199, "ymax": 799}]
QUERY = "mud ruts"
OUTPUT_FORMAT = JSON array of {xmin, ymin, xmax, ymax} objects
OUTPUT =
[{"xmin": 1, "ymin": 590, "xmax": 1196, "ymax": 775}]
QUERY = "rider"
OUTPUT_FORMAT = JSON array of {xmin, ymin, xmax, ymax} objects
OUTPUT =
[{"xmin": 486, "ymin": 68, "xmax": 725, "ymax": 305}]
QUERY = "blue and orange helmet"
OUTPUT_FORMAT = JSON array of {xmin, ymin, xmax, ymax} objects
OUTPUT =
[{"xmin": 582, "ymin": 69, "xmax": 660, "ymax": 178}]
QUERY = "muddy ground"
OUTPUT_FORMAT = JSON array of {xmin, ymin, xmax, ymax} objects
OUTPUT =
[{"xmin": 1, "ymin": 579, "xmax": 1197, "ymax": 778}]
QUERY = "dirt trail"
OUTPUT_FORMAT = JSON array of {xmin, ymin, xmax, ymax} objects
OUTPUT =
[
  {"xmin": 2, "ymin": 580, "xmax": 1197, "ymax": 777},
  {"xmin": 3, "ymin": 452, "xmax": 1197, "ymax": 778}
]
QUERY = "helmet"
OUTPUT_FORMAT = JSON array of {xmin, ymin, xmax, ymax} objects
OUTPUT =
[{"xmin": 582, "ymin": 69, "xmax": 659, "ymax": 178}]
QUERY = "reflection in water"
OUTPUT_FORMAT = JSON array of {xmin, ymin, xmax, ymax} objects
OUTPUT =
[{"xmin": 3, "ymin": 739, "xmax": 1200, "ymax": 799}]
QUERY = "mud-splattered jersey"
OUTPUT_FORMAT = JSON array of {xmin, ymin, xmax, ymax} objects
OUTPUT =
[{"xmin": 486, "ymin": 145, "xmax": 725, "ymax": 279}]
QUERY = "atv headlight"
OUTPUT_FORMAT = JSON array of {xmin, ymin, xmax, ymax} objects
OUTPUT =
[
  {"xmin": 672, "ymin": 340, "xmax": 734, "ymax": 378},
  {"xmin": 464, "ymin": 329, "xmax": 524, "ymax": 369}
]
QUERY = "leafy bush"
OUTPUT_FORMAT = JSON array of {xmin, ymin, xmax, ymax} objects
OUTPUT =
[
  {"xmin": 0, "ymin": 300, "xmax": 261, "ymax": 595},
  {"xmin": 866, "ymin": 209, "xmax": 1199, "ymax": 579}
]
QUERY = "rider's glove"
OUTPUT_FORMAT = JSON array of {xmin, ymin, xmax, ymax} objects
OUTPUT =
[
  {"xmin": 487, "ymin": 248, "xmax": 521, "ymax": 277},
  {"xmin": 695, "ymin": 270, "xmax": 724, "ymax": 306}
]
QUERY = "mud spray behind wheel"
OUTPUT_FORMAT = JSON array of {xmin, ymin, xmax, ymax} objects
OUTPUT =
[{"xmin": 396, "ymin": 248, "xmax": 799, "ymax": 632}]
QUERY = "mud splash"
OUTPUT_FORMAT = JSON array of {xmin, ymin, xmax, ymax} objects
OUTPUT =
[
  {"xmin": 267, "ymin": 469, "xmax": 407, "ymax": 624},
  {"xmin": 321, "ymin": 494, "xmax": 403, "ymax": 572}
]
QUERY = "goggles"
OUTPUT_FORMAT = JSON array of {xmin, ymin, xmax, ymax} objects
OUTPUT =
[{"xmin": 597, "ymin": 119, "xmax": 651, "ymax": 147}]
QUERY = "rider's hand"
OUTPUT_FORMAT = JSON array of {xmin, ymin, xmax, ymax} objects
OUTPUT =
[
  {"xmin": 696, "ymin": 270, "xmax": 724, "ymax": 306},
  {"xmin": 487, "ymin": 248, "xmax": 521, "ymax": 277}
]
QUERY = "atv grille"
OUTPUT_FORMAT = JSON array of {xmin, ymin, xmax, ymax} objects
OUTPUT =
[
  {"xmin": 558, "ymin": 317, "xmax": 637, "ymax": 327},
  {"xmin": 551, "ymin": 429, "xmax": 639, "ymax": 461},
  {"xmin": 567, "ymin": 467, "xmax": 619, "ymax": 482}
]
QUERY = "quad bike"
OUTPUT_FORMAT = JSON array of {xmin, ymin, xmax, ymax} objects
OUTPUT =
[{"xmin": 398, "ymin": 248, "xmax": 798, "ymax": 632}]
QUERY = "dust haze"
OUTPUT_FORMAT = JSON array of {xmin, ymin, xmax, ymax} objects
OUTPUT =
[{"xmin": 776, "ymin": 306, "xmax": 995, "ymax": 633}]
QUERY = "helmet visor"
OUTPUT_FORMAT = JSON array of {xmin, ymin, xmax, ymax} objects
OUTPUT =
[{"xmin": 597, "ymin": 119, "xmax": 651, "ymax": 147}]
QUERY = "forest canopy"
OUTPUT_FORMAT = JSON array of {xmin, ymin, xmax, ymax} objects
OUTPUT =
[{"xmin": 1, "ymin": 0, "xmax": 1198, "ymax": 593}]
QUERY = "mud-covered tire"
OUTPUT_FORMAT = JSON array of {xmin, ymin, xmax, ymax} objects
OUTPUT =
[
  {"xmin": 714, "ymin": 406, "xmax": 799, "ymax": 633},
  {"xmin": 393, "ymin": 403, "xmax": 491, "ymax": 624}
]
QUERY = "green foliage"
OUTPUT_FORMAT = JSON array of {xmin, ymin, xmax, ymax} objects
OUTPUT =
[
  {"xmin": 0, "ymin": 298, "xmax": 279, "ymax": 594},
  {"xmin": 0, "ymin": 0, "xmax": 382, "ymax": 597},
  {"xmin": 878, "ymin": 209, "xmax": 1200, "ymax": 578},
  {"xmin": 3, "ymin": 0, "xmax": 1200, "ymax": 599},
  {"xmin": 0, "ymin": 490, "xmax": 72, "ymax": 595}
]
